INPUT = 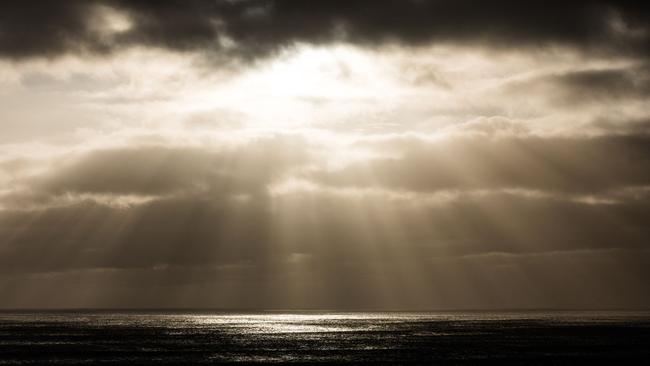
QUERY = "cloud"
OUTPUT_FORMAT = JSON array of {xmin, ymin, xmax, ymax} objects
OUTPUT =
[
  {"xmin": 30, "ymin": 136, "xmax": 309, "ymax": 196},
  {"xmin": 555, "ymin": 66, "xmax": 650, "ymax": 98},
  {"xmin": 311, "ymin": 134, "xmax": 650, "ymax": 194},
  {"xmin": 2, "ymin": 247, "xmax": 649, "ymax": 309},
  {"xmin": 1, "ymin": 183, "xmax": 650, "ymax": 309},
  {"xmin": 2, "ymin": 171, "xmax": 650, "ymax": 274},
  {"xmin": 1, "ymin": 1, "xmax": 648, "ymax": 60},
  {"xmin": 590, "ymin": 118, "xmax": 650, "ymax": 134},
  {"xmin": 504, "ymin": 63, "xmax": 650, "ymax": 106},
  {"xmin": 0, "ymin": 197, "xmax": 271, "ymax": 273},
  {"xmin": 439, "ymin": 117, "xmax": 530, "ymax": 137},
  {"xmin": 2, "ymin": 131, "xmax": 650, "ymax": 275},
  {"xmin": 1, "ymin": 132, "xmax": 650, "ymax": 308}
]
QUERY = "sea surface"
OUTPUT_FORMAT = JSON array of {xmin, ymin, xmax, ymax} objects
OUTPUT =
[{"xmin": 0, "ymin": 311, "xmax": 649, "ymax": 364}]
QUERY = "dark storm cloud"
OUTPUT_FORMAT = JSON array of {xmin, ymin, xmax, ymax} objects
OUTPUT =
[
  {"xmin": 1, "ymin": 0, "xmax": 648, "ymax": 60},
  {"xmin": 0, "ymin": 0, "xmax": 101, "ymax": 59},
  {"xmin": 312, "ymin": 134, "xmax": 650, "ymax": 194}
]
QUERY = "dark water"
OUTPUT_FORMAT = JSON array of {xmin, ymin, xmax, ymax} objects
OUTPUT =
[{"xmin": 1, "ymin": 311, "xmax": 649, "ymax": 365}]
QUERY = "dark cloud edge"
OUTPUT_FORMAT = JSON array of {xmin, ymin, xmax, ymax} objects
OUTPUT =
[{"xmin": 0, "ymin": 0, "xmax": 648, "ymax": 61}]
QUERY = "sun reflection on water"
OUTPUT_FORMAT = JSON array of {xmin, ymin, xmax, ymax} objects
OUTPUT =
[{"xmin": 192, "ymin": 313, "xmax": 388, "ymax": 334}]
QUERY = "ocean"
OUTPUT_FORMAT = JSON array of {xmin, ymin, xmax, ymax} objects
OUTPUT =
[{"xmin": 0, "ymin": 311, "xmax": 649, "ymax": 364}]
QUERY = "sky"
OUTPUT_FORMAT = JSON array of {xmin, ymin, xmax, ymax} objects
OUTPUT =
[{"xmin": 0, "ymin": 0, "xmax": 649, "ymax": 310}]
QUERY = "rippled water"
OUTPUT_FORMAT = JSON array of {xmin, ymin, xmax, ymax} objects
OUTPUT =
[{"xmin": 1, "ymin": 311, "xmax": 649, "ymax": 364}]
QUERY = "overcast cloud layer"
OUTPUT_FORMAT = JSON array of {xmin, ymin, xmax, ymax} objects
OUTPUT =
[
  {"xmin": 1, "ymin": 0, "xmax": 649, "ymax": 60},
  {"xmin": 0, "ymin": 1, "xmax": 649, "ymax": 309}
]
